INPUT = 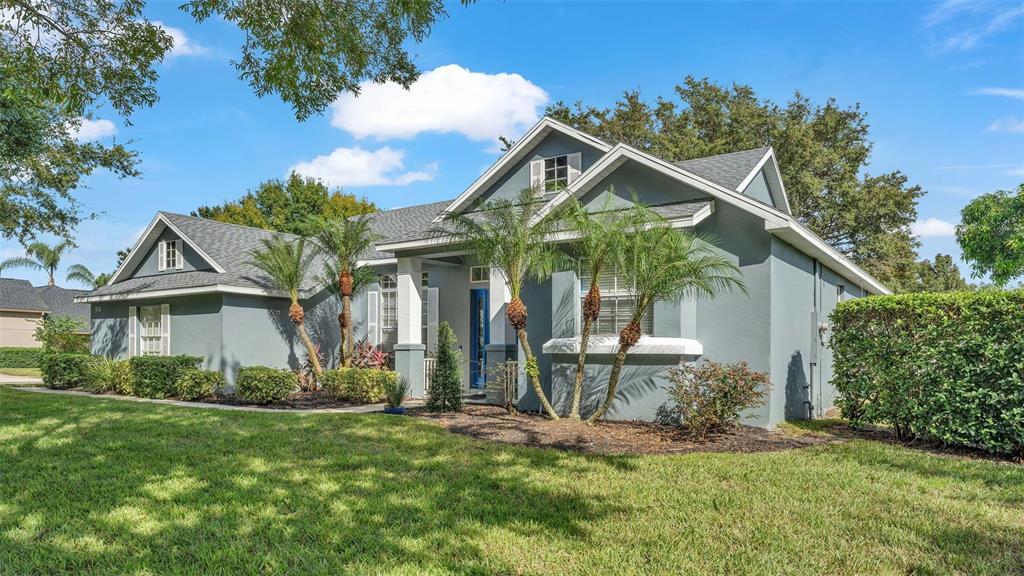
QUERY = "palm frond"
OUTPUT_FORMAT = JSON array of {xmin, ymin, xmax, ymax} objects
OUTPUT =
[
  {"xmin": 248, "ymin": 235, "xmax": 315, "ymax": 300},
  {"xmin": 66, "ymin": 264, "xmax": 96, "ymax": 287},
  {"xmin": 1, "ymin": 256, "xmax": 41, "ymax": 273}
]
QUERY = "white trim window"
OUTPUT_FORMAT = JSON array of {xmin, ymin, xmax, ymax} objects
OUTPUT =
[
  {"xmin": 158, "ymin": 239, "xmax": 183, "ymax": 272},
  {"xmin": 139, "ymin": 305, "xmax": 166, "ymax": 356},
  {"xmin": 470, "ymin": 266, "xmax": 489, "ymax": 283},
  {"xmin": 580, "ymin": 262, "xmax": 653, "ymax": 336},
  {"xmin": 378, "ymin": 273, "xmax": 398, "ymax": 349},
  {"xmin": 544, "ymin": 155, "xmax": 569, "ymax": 191}
]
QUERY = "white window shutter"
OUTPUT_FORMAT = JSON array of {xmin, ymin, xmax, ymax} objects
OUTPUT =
[
  {"xmin": 367, "ymin": 291, "xmax": 379, "ymax": 346},
  {"xmin": 174, "ymin": 240, "xmax": 183, "ymax": 270},
  {"xmin": 160, "ymin": 303, "xmax": 170, "ymax": 356},
  {"xmin": 158, "ymin": 241, "xmax": 166, "ymax": 271},
  {"xmin": 427, "ymin": 287, "xmax": 439, "ymax": 353},
  {"xmin": 567, "ymin": 152, "xmax": 582, "ymax": 184},
  {"xmin": 128, "ymin": 306, "xmax": 137, "ymax": 357},
  {"xmin": 529, "ymin": 159, "xmax": 544, "ymax": 191}
]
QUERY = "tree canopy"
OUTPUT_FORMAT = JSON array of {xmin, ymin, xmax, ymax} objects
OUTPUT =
[
  {"xmin": 545, "ymin": 77, "xmax": 927, "ymax": 291},
  {"xmin": 956, "ymin": 185, "xmax": 1024, "ymax": 287},
  {"xmin": 2, "ymin": 0, "xmax": 468, "ymax": 243},
  {"xmin": 194, "ymin": 173, "xmax": 376, "ymax": 235}
]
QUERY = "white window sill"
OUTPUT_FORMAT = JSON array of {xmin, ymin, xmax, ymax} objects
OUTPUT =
[{"xmin": 542, "ymin": 336, "xmax": 702, "ymax": 356}]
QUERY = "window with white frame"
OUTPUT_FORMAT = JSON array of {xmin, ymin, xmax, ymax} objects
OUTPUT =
[
  {"xmin": 544, "ymin": 155, "xmax": 569, "ymax": 192},
  {"xmin": 470, "ymin": 266, "xmax": 489, "ymax": 283},
  {"xmin": 158, "ymin": 239, "xmax": 182, "ymax": 272},
  {"xmin": 580, "ymin": 261, "xmax": 653, "ymax": 336},
  {"xmin": 139, "ymin": 305, "xmax": 163, "ymax": 356},
  {"xmin": 379, "ymin": 273, "xmax": 398, "ymax": 348}
]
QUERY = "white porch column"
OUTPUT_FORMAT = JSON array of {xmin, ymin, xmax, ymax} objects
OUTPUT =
[
  {"xmin": 397, "ymin": 257, "xmax": 422, "ymax": 344},
  {"xmin": 488, "ymin": 266, "xmax": 515, "ymax": 345},
  {"xmin": 395, "ymin": 256, "xmax": 426, "ymax": 397}
]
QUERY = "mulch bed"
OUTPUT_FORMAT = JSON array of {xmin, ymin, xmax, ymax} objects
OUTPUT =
[
  {"xmin": 412, "ymin": 404, "xmax": 839, "ymax": 455},
  {"xmin": 207, "ymin": 389, "xmax": 362, "ymax": 410}
]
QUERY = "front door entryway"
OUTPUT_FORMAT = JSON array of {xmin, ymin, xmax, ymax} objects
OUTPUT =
[{"xmin": 469, "ymin": 288, "xmax": 489, "ymax": 388}]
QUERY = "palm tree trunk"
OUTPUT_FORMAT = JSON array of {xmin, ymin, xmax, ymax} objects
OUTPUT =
[
  {"xmin": 341, "ymin": 294, "xmax": 353, "ymax": 366},
  {"xmin": 296, "ymin": 320, "xmax": 323, "ymax": 378},
  {"xmin": 569, "ymin": 314, "xmax": 594, "ymax": 419},
  {"xmin": 586, "ymin": 317, "xmax": 641, "ymax": 424},
  {"xmin": 517, "ymin": 327, "xmax": 560, "ymax": 420}
]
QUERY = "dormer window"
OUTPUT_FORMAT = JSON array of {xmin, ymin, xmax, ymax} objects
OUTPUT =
[
  {"xmin": 530, "ymin": 152, "xmax": 582, "ymax": 194},
  {"xmin": 158, "ymin": 240, "xmax": 183, "ymax": 272}
]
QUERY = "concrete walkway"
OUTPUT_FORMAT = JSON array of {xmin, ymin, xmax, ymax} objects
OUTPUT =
[
  {"xmin": 11, "ymin": 386, "xmax": 424, "ymax": 414},
  {"xmin": 0, "ymin": 374, "xmax": 43, "ymax": 385}
]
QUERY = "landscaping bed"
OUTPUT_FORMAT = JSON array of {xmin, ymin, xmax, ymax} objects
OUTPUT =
[
  {"xmin": 414, "ymin": 404, "xmax": 839, "ymax": 455},
  {"xmin": 209, "ymin": 389, "xmax": 370, "ymax": 410}
]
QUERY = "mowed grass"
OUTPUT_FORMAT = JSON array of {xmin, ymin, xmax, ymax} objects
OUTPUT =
[
  {"xmin": 0, "ymin": 388, "xmax": 1021, "ymax": 575},
  {"xmin": 0, "ymin": 367, "xmax": 41, "ymax": 378}
]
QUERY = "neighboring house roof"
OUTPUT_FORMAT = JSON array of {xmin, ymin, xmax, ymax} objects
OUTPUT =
[
  {"xmin": 0, "ymin": 278, "xmax": 47, "ymax": 312},
  {"xmin": 673, "ymin": 147, "xmax": 771, "ymax": 191},
  {"xmin": 35, "ymin": 285, "xmax": 90, "ymax": 326}
]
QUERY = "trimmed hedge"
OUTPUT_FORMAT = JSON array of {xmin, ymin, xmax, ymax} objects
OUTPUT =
[
  {"xmin": 235, "ymin": 366, "xmax": 297, "ymax": 404},
  {"xmin": 129, "ymin": 355, "xmax": 203, "ymax": 398},
  {"xmin": 322, "ymin": 368, "xmax": 398, "ymax": 404},
  {"xmin": 0, "ymin": 347, "xmax": 41, "ymax": 368},
  {"xmin": 175, "ymin": 369, "xmax": 224, "ymax": 401},
  {"xmin": 830, "ymin": 290, "xmax": 1024, "ymax": 456},
  {"xmin": 40, "ymin": 353, "xmax": 93, "ymax": 389}
]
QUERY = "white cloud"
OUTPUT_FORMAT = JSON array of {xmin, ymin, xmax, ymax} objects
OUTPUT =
[
  {"xmin": 931, "ymin": 5, "xmax": 1024, "ymax": 53},
  {"xmin": 290, "ymin": 147, "xmax": 435, "ymax": 187},
  {"xmin": 330, "ymin": 64, "xmax": 549, "ymax": 142},
  {"xmin": 973, "ymin": 87, "xmax": 1024, "ymax": 99},
  {"xmin": 986, "ymin": 116, "xmax": 1024, "ymax": 133},
  {"xmin": 72, "ymin": 118, "xmax": 117, "ymax": 142},
  {"xmin": 155, "ymin": 21, "xmax": 209, "ymax": 57},
  {"xmin": 912, "ymin": 217, "xmax": 957, "ymax": 238},
  {"xmin": 923, "ymin": 0, "xmax": 978, "ymax": 28}
]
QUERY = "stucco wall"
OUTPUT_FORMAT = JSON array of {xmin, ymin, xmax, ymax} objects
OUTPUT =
[
  {"xmin": 0, "ymin": 311, "xmax": 43, "ymax": 347},
  {"xmin": 128, "ymin": 228, "xmax": 213, "ymax": 279}
]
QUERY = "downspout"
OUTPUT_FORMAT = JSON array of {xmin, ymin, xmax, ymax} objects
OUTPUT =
[{"xmin": 806, "ymin": 259, "xmax": 820, "ymax": 420}]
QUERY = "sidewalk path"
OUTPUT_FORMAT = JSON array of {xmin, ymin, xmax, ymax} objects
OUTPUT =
[
  {"xmin": 11, "ymin": 386, "xmax": 424, "ymax": 414},
  {"xmin": 0, "ymin": 374, "xmax": 43, "ymax": 385}
]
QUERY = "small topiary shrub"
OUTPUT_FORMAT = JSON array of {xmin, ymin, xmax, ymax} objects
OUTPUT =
[
  {"xmin": 831, "ymin": 289, "xmax": 1024, "ymax": 456},
  {"xmin": 0, "ymin": 347, "xmax": 42, "ymax": 368},
  {"xmin": 175, "ymin": 369, "xmax": 225, "ymax": 400},
  {"xmin": 235, "ymin": 366, "xmax": 297, "ymax": 404},
  {"xmin": 40, "ymin": 353, "xmax": 94, "ymax": 389},
  {"xmin": 129, "ymin": 355, "xmax": 203, "ymax": 398},
  {"xmin": 664, "ymin": 360, "xmax": 769, "ymax": 439},
  {"xmin": 426, "ymin": 321, "xmax": 463, "ymax": 412},
  {"xmin": 322, "ymin": 367, "xmax": 397, "ymax": 404}
]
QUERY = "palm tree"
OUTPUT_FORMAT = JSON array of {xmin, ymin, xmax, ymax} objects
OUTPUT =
[
  {"xmin": 1, "ymin": 240, "xmax": 75, "ymax": 285},
  {"xmin": 309, "ymin": 215, "xmax": 380, "ymax": 366},
  {"xmin": 66, "ymin": 264, "xmax": 111, "ymax": 289},
  {"xmin": 564, "ymin": 195, "xmax": 659, "ymax": 419},
  {"xmin": 249, "ymin": 235, "xmax": 323, "ymax": 379},
  {"xmin": 586, "ymin": 227, "xmax": 745, "ymax": 424},
  {"xmin": 437, "ymin": 188, "xmax": 570, "ymax": 420}
]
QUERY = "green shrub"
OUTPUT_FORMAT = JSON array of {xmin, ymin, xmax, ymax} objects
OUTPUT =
[
  {"xmin": 322, "ymin": 367, "xmax": 397, "ymax": 404},
  {"xmin": 235, "ymin": 366, "xmax": 297, "ymax": 404},
  {"xmin": 110, "ymin": 360, "xmax": 133, "ymax": 395},
  {"xmin": 831, "ymin": 290, "xmax": 1024, "ymax": 456},
  {"xmin": 40, "ymin": 353, "xmax": 93, "ymax": 389},
  {"xmin": 34, "ymin": 314, "xmax": 89, "ymax": 353},
  {"xmin": 426, "ymin": 321, "xmax": 463, "ymax": 412},
  {"xmin": 129, "ymin": 355, "xmax": 203, "ymax": 398},
  {"xmin": 664, "ymin": 361, "xmax": 769, "ymax": 439},
  {"xmin": 175, "ymin": 369, "xmax": 224, "ymax": 401},
  {"xmin": 383, "ymin": 376, "xmax": 410, "ymax": 408},
  {"xmin": 82, "ymin": 356, "xmax": 116, "ymax": 393},
  {"xmin": 0, "ymin": 347, "xmax": 42, "ymax": 368}
]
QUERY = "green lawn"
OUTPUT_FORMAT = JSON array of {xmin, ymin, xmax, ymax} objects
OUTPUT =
[
  {"xmin": 0, "ymin": 388, "xmax": 1021, "ymax": 575},
  {"xmin": 0, "ymin": 367, "xmax": 41, "ymax": 378}
]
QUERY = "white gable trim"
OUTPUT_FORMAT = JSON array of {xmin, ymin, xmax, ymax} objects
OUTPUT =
[
  {"xmin": 75, "ymin": 283, "xmax": 292, "ymax": 303},
  {"xmin": 108, "ymin": 213, "xmax": 226, "ymax": 285},
  {"xmin": 433, "ymin": 117, "xmax": 612, "ymax": 222},
  {"xmin": 767, "ymin": 220, "xmax": 891, "ymax": 295},
  {"xmin": 735, "ymin": 148, "xmax": 792, "ymax": 215}
]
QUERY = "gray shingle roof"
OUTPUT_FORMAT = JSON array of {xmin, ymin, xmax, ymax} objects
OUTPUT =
[
  {"xmin": 360, "ymin": 200, "xmax": 452, "ymax": 258},
  {"xmin": 673, "ymin": 147, "xmax": 769, "ymax": 191},
  {"xmin": 35, "ymin": 285, "xmax": 90, "ymax": 325},
  {"xmin": 0, "ymin": 278, "xmax": 47, "ymax": 311}
]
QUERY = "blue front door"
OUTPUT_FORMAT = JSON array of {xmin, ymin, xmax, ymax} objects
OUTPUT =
[{"xmin": 469, "ymin": 288, "xmax": 489, "ymax": 389}]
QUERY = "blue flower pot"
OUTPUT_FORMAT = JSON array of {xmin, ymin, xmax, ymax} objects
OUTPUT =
[{"xmin": 383, "ymin": 406, "xmax": 406, "ymax": 415}]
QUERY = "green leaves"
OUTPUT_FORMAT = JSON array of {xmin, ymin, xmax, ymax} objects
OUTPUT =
[
  {"xmin": 830, "ymin": 290, "xmax": 1024, "ymax": 456},
  {"xmin": 956, "ymin": 184, "xmax": 1024, "ymax": 287},
  {"xmin": 247, "ymin": 235, "xmax": 315, "ymax": 300}
]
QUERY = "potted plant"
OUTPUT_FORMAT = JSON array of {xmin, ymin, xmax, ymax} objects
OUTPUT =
[{"xmin": 383, "ymin": 376, "xmax": 410, "ymax": 414}]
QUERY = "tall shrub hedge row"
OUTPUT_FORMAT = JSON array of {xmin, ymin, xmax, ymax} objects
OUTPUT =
[
  {"xmin": 0, "ymin": 347, "xmax": 42, "ymax": 368},
  {"xmin": 40, "ymin": 353, "xmax": 93, "ymax": 389},
  {"xmin": 129, "ymin": 355, "xmax": 203, "ymax": 398},
  {"xmin": 830, "ymin": 290, "xmax": 1023, "ymax": 456}
]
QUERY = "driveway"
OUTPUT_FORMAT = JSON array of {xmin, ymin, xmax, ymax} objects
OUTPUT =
[{"xmin": 0, "ymin": 373, "xmax": 43, "ymax": 385}]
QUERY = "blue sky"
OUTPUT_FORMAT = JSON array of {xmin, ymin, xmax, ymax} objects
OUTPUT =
[{"xmin": 3, "ymin": 0, "xmax": 1023, "ymax": 288}]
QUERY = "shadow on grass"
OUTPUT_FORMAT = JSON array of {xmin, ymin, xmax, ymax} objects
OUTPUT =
[{"xmin": 0, "ymin": 389, "xmax": 625, "ymax": 574}]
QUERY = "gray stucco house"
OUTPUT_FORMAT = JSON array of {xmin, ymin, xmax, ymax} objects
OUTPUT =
[{"xmin": 76, "ymin": 117, "xmax": 888, "ymax": 426}]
